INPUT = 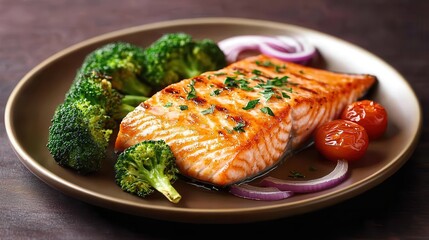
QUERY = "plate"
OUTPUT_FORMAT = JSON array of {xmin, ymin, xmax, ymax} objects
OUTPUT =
[{"xmin": 5, "ymin": 17, "xmax": 421, "ymax": 224}]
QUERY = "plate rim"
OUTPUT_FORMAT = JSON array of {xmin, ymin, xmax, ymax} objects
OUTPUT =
[{"xmin": 4, "ymin": 17, "xmax": 422, "ymax": 223}]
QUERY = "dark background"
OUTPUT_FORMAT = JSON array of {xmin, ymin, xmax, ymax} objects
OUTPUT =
[{"xmin": 1, "ymin": 0, "xmax": 428, "ymax": 239}]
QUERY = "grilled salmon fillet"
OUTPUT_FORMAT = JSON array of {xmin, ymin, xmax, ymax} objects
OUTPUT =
[{"xmin": 114, "ymin": 54, "xmax": 376, "ymax": 187}]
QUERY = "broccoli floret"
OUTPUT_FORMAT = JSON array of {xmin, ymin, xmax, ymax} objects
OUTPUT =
[
  {"xmin": 47, "ymin": 98, "xmax": 112, "ymax": 174},
  {"xmin": 79, "ymin": 42, "xmax": 152, "ymax": 96},
  {"xmin": 47, "ymin": 42, "xmax": 151, "ymax": 174},
  {"xmin": 114, "ymin": 140, "xmax": 182, "ymax": 203},
  {"xmin": 67, "ymin": 71, "xmax": 148, "ymax": 121},
  {"xmin": 47, "ymin": 71, "xmax": 148, "ymax": 173},
  {"xmin": 143, "ymin": 33, "xmax": 227, "ymax": 91}
]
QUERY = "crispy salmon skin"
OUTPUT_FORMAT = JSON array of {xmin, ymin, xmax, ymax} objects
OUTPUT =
[{"xmin": 114, "ymin": 54, "xmax": 376, "ymax": 187}]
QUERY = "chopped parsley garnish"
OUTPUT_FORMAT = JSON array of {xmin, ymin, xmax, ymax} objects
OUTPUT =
[
  {"xmin": 255, "ymin": 60, "xmax": 286, "ymax": 73},
  {"xmin": 186, "ymin": 80, "xmax": 197, "ymax": 100},
  {"xmin": 252, "ymin": 69, "xmax": 262, "ymax": 76},
  {"xmin": 253, "ymin": 75, "xmax": 294, "ymax": 100},
  {"xmin": 179, "ymin": 105, "xmax": 188, "ymax": 111},
  {"xmin": 275, "ymin": 64, "xmax": 286, "ymax": 73},
  {"xmin": 240, "ymin": 85, "xmax": 254, "ymax": 91},
  {"xmin": 224, "ymin": 77, "xmax": 254, "ymax": 91},
  {"xmin": 242, "ymin": 99, "xmax": 260, "ymax": 110},
  {"xmin": 164, "ymin": 102, "xmax": 173, "ymax": 107},
  {"xmin": 210, "ymin": 89, "xmax": 222, "ymax": 96},
  {"xmin": 269, "ymin": 76, "xmax": 289, "ymax": 86},
  {"xmin": 289, "ymin": 170, "xmax": 305, "ymax": 179},
  {"xmin": 260, "ymin": 107, "xmax": 275, "ymax": 116},
  {"xmin": 255, "ymin": 60, "xmax": 274, "ymax": 67},
  {"xmin": 201, "ymin": 105, "xmax": 215, "ymax": 115},
  {"xmin": 234, "ymin": 70, "xmax": 245, "ymax": 75},
  {"xmin": 233, "ymin": 122, "xmax": 246, "ymax": 132},
  {"xmin": 224, "ymin": 76, "xmax": 239, "ymax": 88},
  {"xmin": 282, "ymin": 92, "xmax": 291, "ymax": 99},
  {"xmin": 238, "ymin": 79, "xmax": 254, "ymax": 91},
  {"xmin": 261, "ymin": 88, "xmax": 274, "ymax": 100}
]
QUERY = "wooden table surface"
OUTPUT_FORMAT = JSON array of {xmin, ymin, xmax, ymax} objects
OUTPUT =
[{"xmin": 1, "ymin": 0, "xmax": 428, "ymax": 239}]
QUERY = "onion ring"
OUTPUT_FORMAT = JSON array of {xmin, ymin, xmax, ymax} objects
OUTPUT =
[
  {"xmin": 259, "ymin": 160, "xmax": 349, "ymax": 193},
  {"xmin": 229, "ymin": 184, "xmax": 294, "ymax": 201},
  {"xmin": 229, "ymin": 160, "xmax": 349, "ymax": 200},
  {"xmin": 218, "ymin": 35, "xmax": 316, "ymax": 64}
]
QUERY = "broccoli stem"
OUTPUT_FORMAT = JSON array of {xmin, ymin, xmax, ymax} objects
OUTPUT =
[
  {"xmin": 114, "ymin": 95, "xmax": 148, "ymax": 120},
  {"xmin": 117, "ymin": 104, "xmax": 136, "ymax": 119},
  {"xmin": 150, "ymin": 170, "xmax": 182, "ymax": 203},
  {"xmin": 173, "ymin": 60, "xmax": 202, "ymax": 79},
  {"xmin": 182, "ymin": 60, "xmax": 202, "ymax": 79},
  {"xmin": 111, "ymin": 77, "xmax": 152, "ymax": 97},
  {"xmin": 122, "ymin": 95, "xmax": 149, "ymax": 107}
]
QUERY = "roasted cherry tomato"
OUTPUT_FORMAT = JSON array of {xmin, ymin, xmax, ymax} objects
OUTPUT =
[
  {"xmin": 314, "ymin": 119, "xmax": 369, "ymax": 162},
  {"xmin": 341, "ymin": 100, "xmax": 388, "ymax": 140}
]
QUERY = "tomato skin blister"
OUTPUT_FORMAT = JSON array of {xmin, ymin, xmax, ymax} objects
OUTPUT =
[
  {"xmin": 341, "ymin": 100, "xmax": 388, "ymax": 140},
  {"xmin": 314, "ymin": 119, "xmax": 369, "ymax": 162}
]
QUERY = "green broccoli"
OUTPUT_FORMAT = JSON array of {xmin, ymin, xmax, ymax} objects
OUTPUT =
[
  {"xmin": 47, "ymin": 35, "xmax": 227, "ymax": 175},
  {"xmin": 67, "ymin": 71, "xmax": 148, "ymax": 121},
  {"xmin": 79, "ymin": 42, "xmax": 152, "ymax": 96},
  {"xmin": 143, "ymin": 32, "xmax": 227, "ymax": 91},
  {"xmin": 114, "ymin": 140, "xmax": 182, "ymax": 203},
  {"xmin": 47, "ymin": 70, "xmax": 148, "ymax": 173},
  {"xmin": 47, "ymin": 98, "xmax": 112, "ymax": 174}
]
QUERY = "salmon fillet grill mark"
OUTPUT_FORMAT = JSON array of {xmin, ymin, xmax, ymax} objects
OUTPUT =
[{"xmin": 115, "ymin": 54, "xmax": 376, "ymax": 187}]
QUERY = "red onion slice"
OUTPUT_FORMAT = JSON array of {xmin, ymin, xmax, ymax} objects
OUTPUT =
[
  {"xmin": 218, "ymin": 35, "xmax": 316, "ymax": 64},
  {"xmin": 259, "ymin": 160, "xmax": 349, "ymax": 193},
  {"xmin": 219, "ymin": 36, "xmax": 296, "ymax": 53},
  {"xmin": 229, "ymin": 184, "xmax": 294, "ymax": 201}
]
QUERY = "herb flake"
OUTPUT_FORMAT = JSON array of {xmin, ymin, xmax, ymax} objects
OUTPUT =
[
  {"xmin": 233, "ymin": 122, "xmax": 246, "ymax": 132},
  {"xmin": 186, "ymin": 80, "xmax": 197, "ymax": 100},
  {"xmin": 252, "ymin": 69, "xmax": 262, "ymax": 76},
  {"xmin": 201, "ymin": 105, "xmax": 215, "ymax": 115},
  {"xmin": 210, "ymin": 89, "xmax": 222, "ymax": 96},
  {"xmin": 243, "ymin": 99, "xmax": 260, "ymax": 110},
  {"xmin": 260, "ymin": 107, "xmax": 275, "ymax": 116},
  {"xmin": 288, "ymin": 170, "xmax": 305, "ymax": 179}
]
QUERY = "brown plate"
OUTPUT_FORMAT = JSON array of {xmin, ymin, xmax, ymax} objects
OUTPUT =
[{"xmin": 5, "ymin": 17, "xmax": 421, "ymax": 224}]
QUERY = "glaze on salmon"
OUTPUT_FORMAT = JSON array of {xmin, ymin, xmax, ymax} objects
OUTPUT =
[{"xmin": 114, "ymin": 55, "xmax": 376, "ymax": 187}]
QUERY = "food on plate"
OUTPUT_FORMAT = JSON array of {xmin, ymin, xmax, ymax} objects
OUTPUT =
[
  {"xmin": 341, "ymin": 100, "xmax": 388, "ymax": 139},
  {"xmin": 218, "ymin": 35, "xmax": 316, "ymax": 64},
  {"xmin": 259, "ymin": 159, "xmax": 349, "ymax": 193},
  {"xmin": 143, "ymin": 33, "xmax": 227, "ymax": 91},
  {"xmin": 47, "ymin": 71, "xmax": 148, "ymax": 174},
  {"xmin": 47, "ymin": 42, "xmax": 151, "ymax": 173},
  {"xmin": 78, "ymin": 42, "xmax": 152, "ymax": 98},
  {"xmin": 47, "ymin": 95, "xmax": 111, "ymax": 174},
  {"xmin": 230, "ymin": 159, "xmax": 349, "ymax": 200},
  {"xmin": 47, "ymin": 34, "xmax": 226, "ymax": 174},
  {"xmin": 229, "ymin": 183, "xmax": 294, "ymax": 201},
  {"xmin": 114, "ymin": 140, "xmax": 181, "ymax": 203},
  {"xmin": 47, "ymin": 32, "xmax": 381, "ymax": 202},
  {"xmin": 314, "ymin": 119, "xmax": 369, "ymax": 162},
  {"xmin": 114, "ymin": 54, "xmax": 376, "ymax": 187}
]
